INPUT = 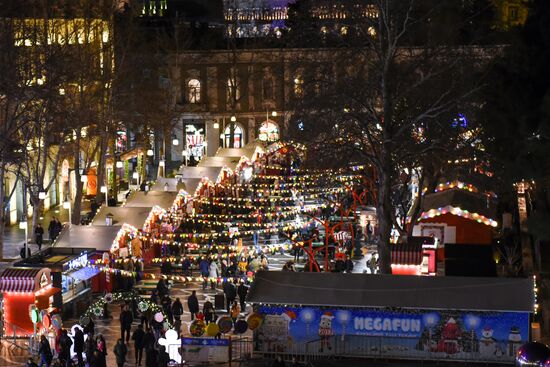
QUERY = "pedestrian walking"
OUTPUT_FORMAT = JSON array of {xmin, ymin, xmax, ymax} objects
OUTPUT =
[
  {"xmin": 171, "ymin": 298, "xmax": 183, "ymax": 328},
  {"xmin": 132, "ymin": 324, "xmax": 145, "ymax": 366},
  {"xmin": 38, "ymin": 335, "xmax": 52, "ymax": 367},
  {"xmin": 35, "ymin": 224, "xmax": 44, "ymax": 251},
  {"xmin": 203, "ymin": 297, "xmax": 215, "ymax": 324},
  {"xmin": 156, "ymin": 346, "xmax": 170, "ymax": 367},
  {"xmin": 156, "ymin": 279, "xmax": 169, "ymax": 299},
  {"xmin": 209, "ymin": 260, "xmax": 219, "ymax": 289},
  {"xmin": 48, "ymin": 219, "xmax": 57, "ymax": 242},
  {"xmin": 161, "ymin": 295, "xmax": 173, "ymax": 325},
  {"xmin": 96, "ymin": 334, "xmax": 107, "ymax": 367},
  {"xmin": 114, "ymin": 338, "xmax": 128, "ymax": 367},
  {"xmin": 84, "ymin": 333, "xmax": 95, "ymax": 365},
  {"xmin": 187, "ymin": 290, "xmax": 199, "ymax": 320},
  {"xmin": 199, "ymin": 258, "xmax": 209, "ymax": 289},
  {"xmin": 145, "ymin": 347, "xmax": 158, "ymax": 367},
  {"xmin": 143, "ymin": 328, "xmax": 155, "ymax": 352},
  {"xmin": 223, "ymin": 281, "xmax": 237, "ymax": 313},
  {"xmin": 74, "ymin": 327, "xmax": 85, "ymax": 367},
  {"xmin": 237, "ymin": 282, "xmax": 248, "ymax": 312},
  {"xmin": 58, "ymin": 329, "xmax": 72, "ymax": 367},
  {"xmin": 120, "ymin": 305, "xmax": 133, "ymax": 343}
]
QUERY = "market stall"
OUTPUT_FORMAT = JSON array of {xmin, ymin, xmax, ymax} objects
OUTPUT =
[
  {"xmin": 247, "ymin": 271, "xmax": 533, "ymax": 363},
  {"xmin": 413, "ymin": 185, "xmax": 497, "ymax": 247},
  {"xmin": 124, "ymin": 191, "xmax": 178, "ymax": 210},
  {"xmin": 13, "ymin": 248, "xmax": 97, "ymax": 317},
  {"xmin": 92, "ymin": 206, "xmax": 154, "ymax": 229},
  {"xmin": 0, "ymin": 267, "xmax": 60, "ymax": 335}
]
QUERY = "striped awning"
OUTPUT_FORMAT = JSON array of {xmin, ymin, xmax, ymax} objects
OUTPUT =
[
  {"xmin": 390, "ymin": 243, "xmax": 424, "ymax": 266},
  {"xmin": 0, "ymin": 268, "xmax": 43, "ymax": 293}
]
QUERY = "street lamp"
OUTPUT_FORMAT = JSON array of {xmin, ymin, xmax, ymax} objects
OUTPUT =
[
  {"xmin": 172, "ymin": 137, "xmax": 179, "ymax": 146},
  {"xmin": 230, "ymin": 116, "xmax": 236, "ymax": 122},
  {"xmin": 116, "ymin": 161, "xmax": 123, "ymax": 168},
  {"xmin": 213, "ymin": 122, "xmax": 220, "ymax": 129},
  {"xmin": 146, "ymin": 149, "xmax": 154, "ymax": 157},
  {"xmin": 38, "ymin": 192, "xmax": 47, "ymax": 200},
  {"xmin": 80, "ymin": 174, "xmax": 88, "ymax": 183}
]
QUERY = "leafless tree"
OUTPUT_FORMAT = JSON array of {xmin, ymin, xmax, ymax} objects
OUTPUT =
[{"xmin": 288, "ymin": 0, "xmax": 494, "ymax": 273}]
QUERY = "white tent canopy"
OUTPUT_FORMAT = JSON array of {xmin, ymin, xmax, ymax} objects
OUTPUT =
[
  {"xmin": 55, "ymin": 225, "xmax": 122, "ymax": 252},
  {"xmin": 177, "ymin": 166, "xmax": 222, "ymax": 181},
  {"xmin": 150, "ymin": 177, "xmax": 181, "ymax": 192},
  {"xmin": 124, "ymin": 191, "xmax": 178, "ymax": 209},
  {"xmin": 197, "ymin": 156, "xmax": 240, "ymax": 171},
  {"xmin": 92, "ymin": 206, "xmax": 152, "ymax": 228}
]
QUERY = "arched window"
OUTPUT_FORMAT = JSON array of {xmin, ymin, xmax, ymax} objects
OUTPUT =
[
  {"xmin": 224, "ymin": 124, "xmax": 244, "ymax": 148},
  {"xmin": 258, "ymin": 121, "xmax": 279, "ymax": 142},
  {"xmin": 188, "ymin": 79, "xmax": 201, "ymax": 103}
]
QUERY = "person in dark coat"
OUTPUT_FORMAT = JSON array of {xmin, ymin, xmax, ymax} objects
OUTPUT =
[
  {"xmin": 58, "ymin": 329, "xmax": 73, "ymax": 367},
  {"xmin": 85, "ymin": 333, "xmax": 95, "ymax": 365},
  {"xmin": 34, "ymin": 224, "xmax": 44, "ymax": 251},
  {"xmin": 83, "ymin": 320, "xmax": 95, "ymax": 337},
  {"xmin": 145, "ymin": 346, "xmax": 158, "ymax": 367},
  {"xmin": 156, "ymin": 346, "xmax": 170, "ymax": 367},
  {"xmin": 203, "ymin": 297, "xmax": 215, "ymax": 324},
  {"xmin": 199, "ymin": 258, "xmax": 209, "ymax": 289},
  {"xmin": 74, "ymin": 327, "xmax": 85, "ymax": 367},
  {"xmin": 132, "ymin": 324, "xmax": 145, "ymax": 366},
  {"xmin": 172, "ymin": 298, "xmax": 184, "ymax": 325},
  {"xmin": 143, "ymin": 328, "xmax": 156, "ymax": 352},
  {"xmin": 48, "ymin": 219, "xmax": 57, "ymax": 242},
  {"xmin": 237, "ymin": 282, "xmax": 249, "ymax": 312},
  {"xmin": 120, "ymin": 305, "xmax": 133, "ymax": 343},
  {"xmin": 113, "ymin": 338, "xmax": 128, "ymax": 367},
  {"xmin": 187, "ymin": 290, "xmax": 199, "ymax": 320},
  {"xmin": 38, "ymin": 334, "xmax": 52, "ymax": 367},
  {"xmin": 223, "ymin": 281, "xmax": 237, "ymax": 313},
  {"xmin": 156, "ymin": 279, "xmax": 169, "ymax": 299}
]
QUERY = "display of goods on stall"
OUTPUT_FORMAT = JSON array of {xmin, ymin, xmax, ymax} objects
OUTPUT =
[{"xmin": 190, "ymin": 319, "xmax": 206, "ymax": 337}]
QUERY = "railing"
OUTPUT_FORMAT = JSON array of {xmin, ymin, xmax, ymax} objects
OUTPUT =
[
  {"xmin": 255, "ymin": 335, "xmax": 517, "ymax": 365},
  {"xmin": 231, "ymin": 337, "xmax": 253, "ymax": 362},
  {"xmin": 0, "ymin": 321, "xmax": 36, "ymax": 353}
]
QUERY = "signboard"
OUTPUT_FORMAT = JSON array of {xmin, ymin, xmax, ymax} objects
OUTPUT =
[
  {"xmin": 256, "ymin": 306, "xmax": 529, "ymax": 362},
  {"xmin": 181, "ymin": 337, "xmax": 229, "ymax": 363}
]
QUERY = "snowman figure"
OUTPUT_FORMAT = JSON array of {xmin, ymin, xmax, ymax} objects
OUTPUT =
[
  {"xmin": 479, "ymin": 326, "xmax": 496, "ymax": 357},
  {"xmin": 318, "ymin": 312, "xmax": 334, "ymax": 352},
  {"xmin": 507, "ymin": 326, "xmax": 522, "ymax": 357}
]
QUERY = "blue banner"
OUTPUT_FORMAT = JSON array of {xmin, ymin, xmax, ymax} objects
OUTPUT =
[
  {"xmin": 257, "ymin": 306, "xmax": 529, "ymax": 361},
  {"xmin": 182, "ymin": 338, "xmax": 229, "ymax": 347}
]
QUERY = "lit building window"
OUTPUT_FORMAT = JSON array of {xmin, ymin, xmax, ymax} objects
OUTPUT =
[
  {"xmin": 188, "ymin": 79, "xmax": 201, "ymax": 103},
  {"xmin": 224, "ymin": 124, "xmax": 244, "ymax": 148},
  {"xmin": 227, "ymin": 75, "xmax": 240, "ymax": 104},
  {"xmin": 341, "ymin": 26, "xmax": 348, "ymax": 35}
]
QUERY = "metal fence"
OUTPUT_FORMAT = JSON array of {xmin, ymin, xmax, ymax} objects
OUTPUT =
[{"xmin": 255, "ymin": 335, "xmax": 517, "ymax": 364}]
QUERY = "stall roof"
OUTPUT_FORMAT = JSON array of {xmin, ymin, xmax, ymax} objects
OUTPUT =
[
  {"xmin": 55, "ymin": 225, "xmax": 121, "ymax": 251},
  {"xmin": 177, "ymin": 166, "xmax": 222, "ymax": 181},
  {"xmin": 421, "ymin": 188, "xmax": 497, "ymax": 219},
  {"xmin": 197, "ymin": 156, "xmax": 240, "ymax": 171},
  {"xmin": 180, "ymin": 178, "xmax": 201, "ymax": 195},
  {"xmin": 124, "ymin": 191, "xmax": 178, "ymax": 209},
  {"xmin": 247, "ymin": 271, "xmax": 534, "ymax": 313},
  {"xmin": 150, "ymin": 177, "xmax": 180, "ymax": 192},
  {"xmin": 92, "ymin": 206, "xmax": 152, "ymax": 228}
]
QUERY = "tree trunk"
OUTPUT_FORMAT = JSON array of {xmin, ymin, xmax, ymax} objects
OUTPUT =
[
  {"xmin": 73, "ymin": 143, "xmax": 82, "ymax": 225},
  {"xmin": 30, "ymin": 195, "xmax": 42, "ymax": 241},
  {"xmin": 95, "ymin": 130, "xmax": 108, "ymax": 205},
  {"xmin": 0, "ymin": 167, "xmax": 5, "ymax": 260},
  {"xmin": 376, "ymin": 155, "xmax": 393, "ymax": 274}
]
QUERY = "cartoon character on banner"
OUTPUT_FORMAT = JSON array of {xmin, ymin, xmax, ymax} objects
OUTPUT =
[
  {"xmin": 158, "ymin": 329, "xmax": 182, "ymax": 363},
  {"xmin": 479, "ymin": 326, "xmax": 496, "ymax": 357},
  {"xmin": 437, "ymin": 317, "xmax": 461, "ymax": 354},
  {"xmin": 318, "ymin": 312, "xmax": 334, "ymax": 353},
  {"xmin": 260, "ymin": 313, "xmax": 292, "ymax": 352},
  {"xmin": 507, "ymin": 326, "xmax": 522, "ymax": 357}
]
